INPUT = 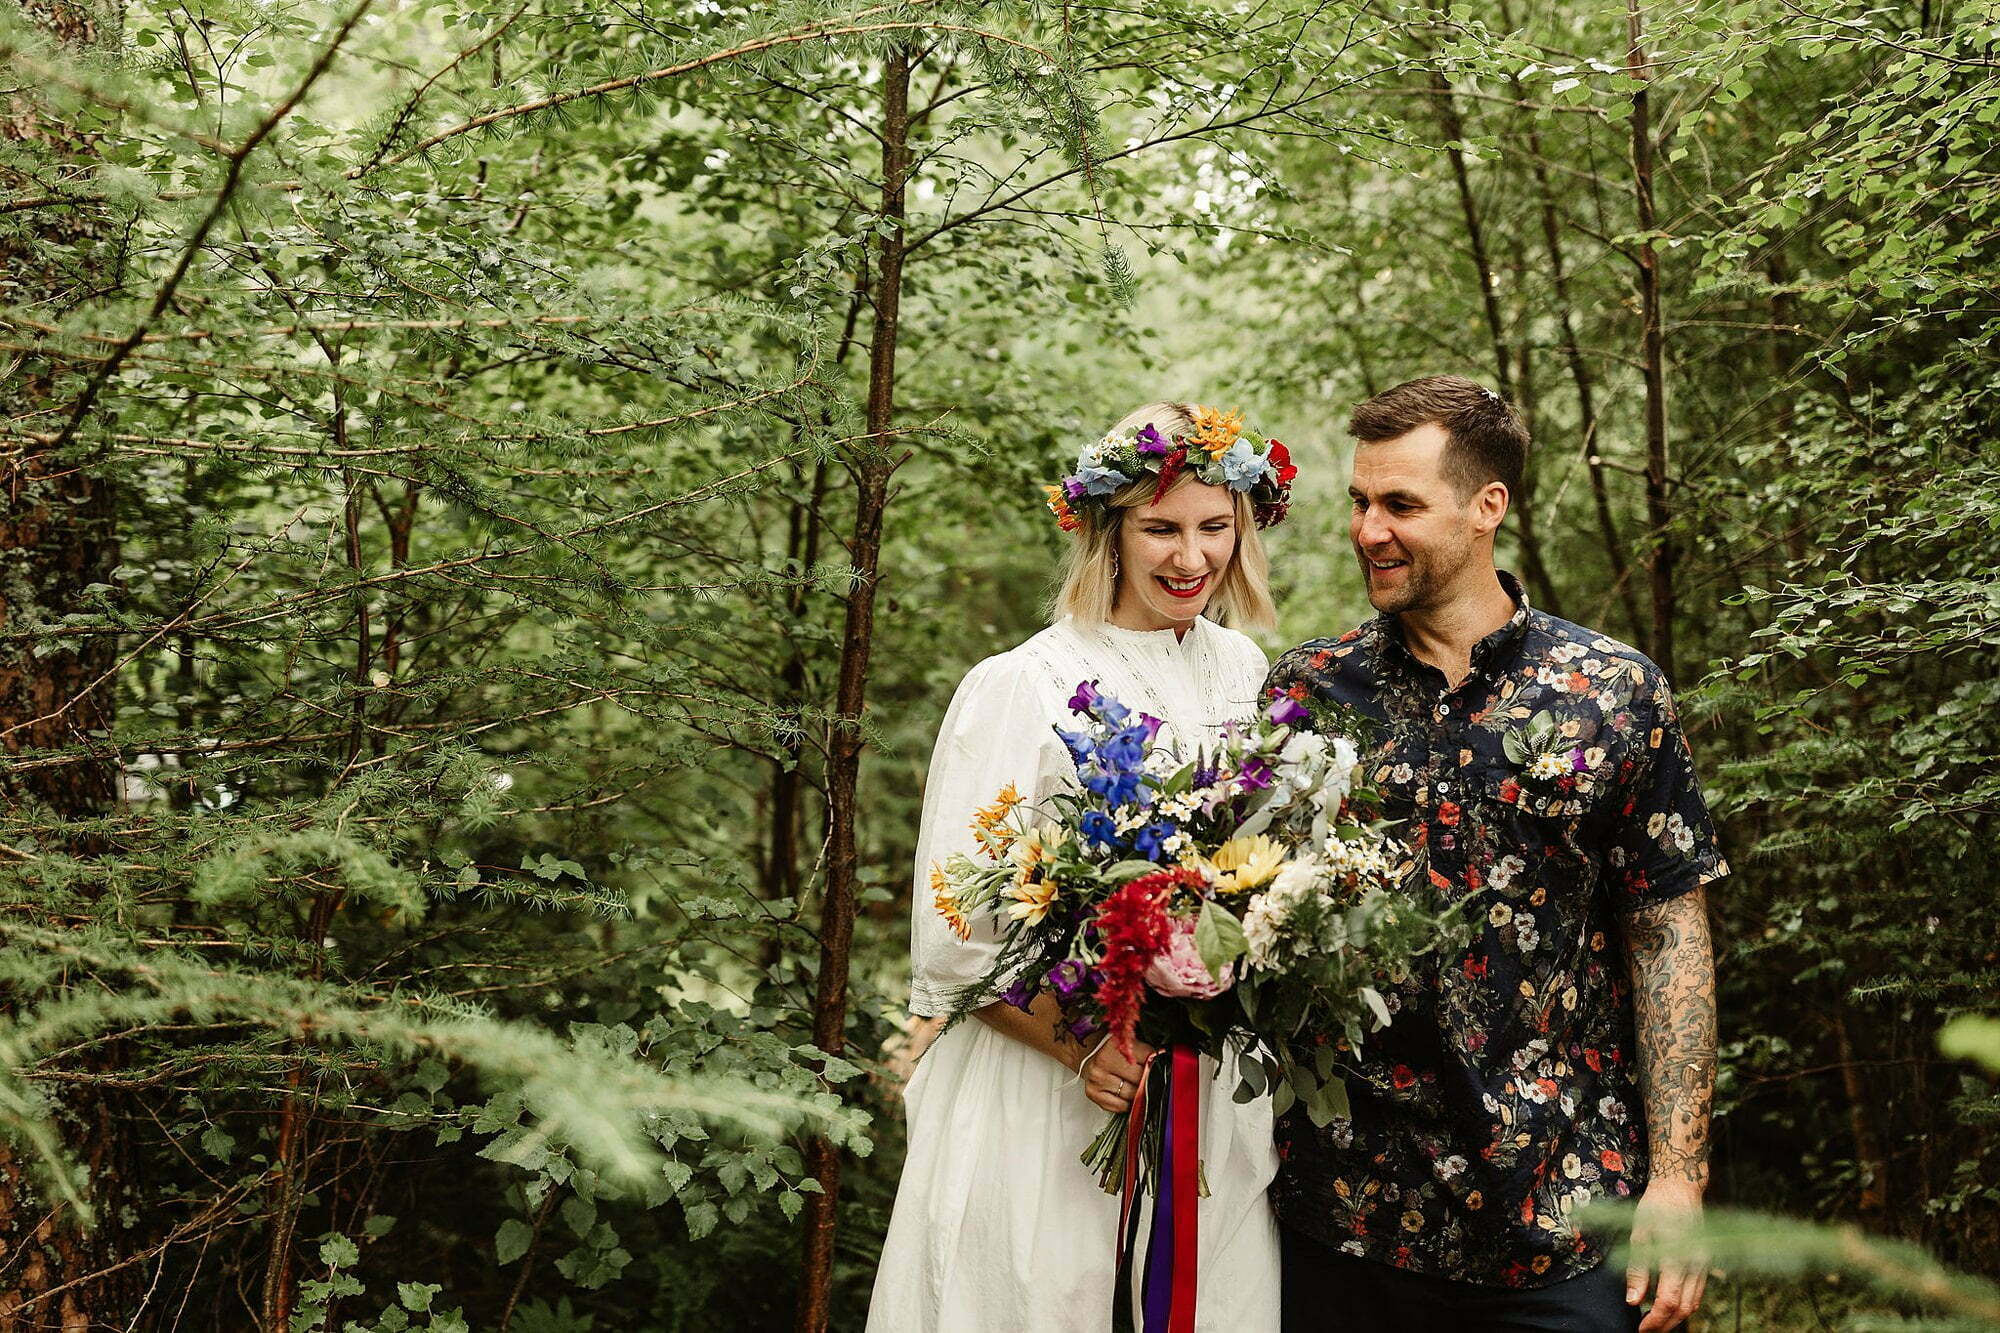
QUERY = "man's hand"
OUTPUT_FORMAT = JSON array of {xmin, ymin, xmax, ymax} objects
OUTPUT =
[
  {"xmin": 1625, "ymin": 1178, "xmax": 1706, "ymax": 1332},
  {"xmin": 1080, "ymin": 1036, "xmax": 1157, "ymax": 1114}
]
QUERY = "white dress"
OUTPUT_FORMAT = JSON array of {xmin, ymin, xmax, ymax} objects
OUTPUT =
[{"xmin": 866, "ymin": 615, "xmax": 1283, "ymax": 1333}]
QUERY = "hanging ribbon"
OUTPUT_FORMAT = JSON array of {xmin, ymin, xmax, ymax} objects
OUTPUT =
[{"xmin": 1113, "ymin": 1046, "xmax": 1202, "ymax": 1333}]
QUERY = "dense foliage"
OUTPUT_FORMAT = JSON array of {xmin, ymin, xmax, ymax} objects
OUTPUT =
[{"xmin": 0, "ymin": 0, "xmax": 1993, "ymax": 1328}]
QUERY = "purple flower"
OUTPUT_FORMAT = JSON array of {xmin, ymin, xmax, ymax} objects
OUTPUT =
[
  {"xmin": 1063, "ymin": 477, "xmax": 1087, "ymax": 502},
  {"xmin": 1068, "ymin": 679, "xmax": 1102, "ymax": 714},
  {"xmin": 1047, "ymin": 959, "xmax": 1089, "ymax": 998},
  {"xmin": 1137, "ymin": 712, "xmax": 1165, "ymax": 740},
  {"xmin": 1000, "ymin": 975, "xmax": 1038, "ymax": 1010},
  {"xmin": 1569, "ymin": 747, "xmax": 1589, "ymax": 773},
  {"xmin": 1267, "ymin": 694, "xmax": 1310, "ymax": 727},
  {"xmin": 1067, "ymin": 1014, "xmax": 1103, "ymax": 1041},
  {"xmin": 1135, "ymin": 424, "xmax": 1170, "ymax": 456},
  {"xmin": 1238, "ymin": 757, "xmax": 1275, "ymax": 792}
]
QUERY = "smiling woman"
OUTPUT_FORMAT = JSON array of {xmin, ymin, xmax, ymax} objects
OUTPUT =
[
  {"xmin": 867, "ymin": 402, "xmax": 1296, "ymax": 1331},
  {"xmin": 1050, "ymin": 401, "xmax": 1278, "ymax": 632}
]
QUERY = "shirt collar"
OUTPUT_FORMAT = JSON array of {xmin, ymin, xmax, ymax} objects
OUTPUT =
[{"xmin": 1371, "ymin": 570, "xmax": 1533, "ymax": 682}]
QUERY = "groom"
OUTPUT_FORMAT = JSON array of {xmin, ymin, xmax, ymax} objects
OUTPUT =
[{"xmin": 1265, "ymin": 376, "xmax": 1725, "ymax": 1333}]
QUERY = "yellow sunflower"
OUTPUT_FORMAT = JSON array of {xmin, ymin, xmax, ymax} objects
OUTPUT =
[
  {"xmin": 1195, "ymin": 833, "xmax": 1286, "ymax": 894},
  {"xmin": 1002, "ymin": 876, "xmax": 1059, "ymax": 926}
]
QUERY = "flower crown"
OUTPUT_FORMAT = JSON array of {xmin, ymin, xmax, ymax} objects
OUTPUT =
[{"xmin": 1043, "ymin": 405, "xmax": 1298, "ymax": 533}]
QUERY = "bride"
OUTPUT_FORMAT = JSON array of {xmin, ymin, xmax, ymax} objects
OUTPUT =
[{"xmin": 866, "ymin": 403, "xmax": 1296, "ymax": 1331}]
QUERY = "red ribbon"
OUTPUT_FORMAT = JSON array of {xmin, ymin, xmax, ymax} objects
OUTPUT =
[
  {"xmin": 1112, "ymin": 1046, "xmax": 1203, "ymax": 1333},
  {"xmin": 1113, "ymin": 1048, "xmax": 1158, "ymax": 1290}
]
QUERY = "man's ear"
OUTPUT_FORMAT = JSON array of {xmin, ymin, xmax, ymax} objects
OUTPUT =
[{"xmin": 1471, "ymin": 481, "xmax": 1510, "ymax": 537}]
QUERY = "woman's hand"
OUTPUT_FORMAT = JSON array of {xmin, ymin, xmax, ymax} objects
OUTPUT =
[{"xmin": 1080, "ymin": 1035, "xmax": 1157, "ymax": 1114}]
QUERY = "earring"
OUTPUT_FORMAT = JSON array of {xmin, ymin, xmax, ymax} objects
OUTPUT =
[{"xmin": 1111, "ymin": 550, "xmax": 1121, "ymax": 582}]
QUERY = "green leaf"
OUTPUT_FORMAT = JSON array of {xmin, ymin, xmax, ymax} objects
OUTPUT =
[
  {"xmin": 318, "ymin": 1233, "xmax": 359, "ymax": 1270},
  {"xmin": 397, "ymin": 1281, "xmax": 439, "ymax": 1313},
  {"xmin": 1194, "ymin": 898, "xmax": 1248, "ymax": 979},
  {"xmin": 1939, "ymin": 1016, "xmax": 2000, "ymax": 1074},
  {"xmin": 495, "ymin": 1218, "xmax": 534, "ymax": 1266}
]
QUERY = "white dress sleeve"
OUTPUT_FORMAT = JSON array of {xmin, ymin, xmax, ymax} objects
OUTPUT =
[
  {"xmin": 907, "ymin": 651, "xmax": 1064, "ymax": 1017},
  {"xmin": 1219, "ymin": 622, "xmax": 1272, "ymax": 718}
]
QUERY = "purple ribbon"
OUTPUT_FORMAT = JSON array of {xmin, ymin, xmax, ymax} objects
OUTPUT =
[{"xmin": 1140, "ymin": 1086, "xmax": 1177, "ymax": 1331}]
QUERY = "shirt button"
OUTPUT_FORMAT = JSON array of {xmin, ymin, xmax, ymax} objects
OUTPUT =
[{"xmin": 1438, "ymin": 782, "xmax": 1450, "ymax": 794}]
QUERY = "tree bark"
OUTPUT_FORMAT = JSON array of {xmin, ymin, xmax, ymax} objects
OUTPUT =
[
  {"xmin": 1627, "ymin": 0, "xmax": 1677, "ymax": 682},
  {"xmin": 795, "ymin": 44, "xmax": 912, "ymax": 1333},
  {"xmin": 0, "ymin": 1, "xmax": 135, "ymax": 1327}
]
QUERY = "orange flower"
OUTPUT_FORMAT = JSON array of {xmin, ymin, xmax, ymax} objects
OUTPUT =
[
  {"xmin": 1044, "ymin": 484, "xmax": 1082, "ymax": 532},
  {"xmin": 1187, "ymin": 404, "xmax": 1245, "ymax": 459},
  {"xmin": 931, "ymin": 863, "xmax": 970, "ymax": 941},
  {"xmin": 970, "ymin": 782, "xmax": 1023, "ymax": 855}
]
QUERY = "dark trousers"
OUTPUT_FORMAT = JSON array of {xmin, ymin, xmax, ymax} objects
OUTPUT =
[{"xmin": 1279, "ymin": 1225, "xmax": 1642, "ymax": 1333}]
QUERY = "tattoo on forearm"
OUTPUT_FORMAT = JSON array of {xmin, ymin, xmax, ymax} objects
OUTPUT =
[{"xmin": 1623, "ymin": 889, "xmax": 1717, "ymax": 1187}]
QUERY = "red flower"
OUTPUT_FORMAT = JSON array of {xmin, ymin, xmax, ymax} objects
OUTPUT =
[
  {"xmin": 1583, "ymin": 1047, "xmax": 1603, "ymax": 1072},
  {"xmin": 1310, "ymin": 649, "xmax": 1334, "ymax": 670},
  {"xmin": 1463, "ymin": 954, "xmax": 1488, "ymax": 980},
  {"xmin": 1600, "ymin": 1149, "xmax": 1625, "ymax": 1173},
  {"xmin": 1438, "ymin": 800, "xmax": 1461, "ymax": 826},
  {"xmin": 1149, "ymin": 446, "xmax": 1190, "ymax": 507},
  {"xmin": 1267, "ymin": 439, "xmax": 1299, "ymax": 486},
  {"xmin": 1498, "ymin": 779, "xmax": 1522, "ymax": 804},
  {"xmin": 1093, "ymin": 868, "xmax": 1200, "ymax": 1059},
  {"xmin": 1288, "ymin": 681, "xmax": 1310, "ymax": 701},
  {"xmin": 1391, "ymin": 1064, "xmax": 1417, "ymax": 1090}
]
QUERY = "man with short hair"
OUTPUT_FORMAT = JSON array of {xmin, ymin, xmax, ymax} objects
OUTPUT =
[{"xmin": 1267, "ymin": 375, "xmax": 1724, "ymax": 1332}]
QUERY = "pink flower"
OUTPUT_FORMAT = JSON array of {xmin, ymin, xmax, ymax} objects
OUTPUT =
[{"xmin": 1143, "ymin": 918, "xmax": 1233, "ymax": 999}]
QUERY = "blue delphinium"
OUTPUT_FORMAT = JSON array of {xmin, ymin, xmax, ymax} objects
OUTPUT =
[{"xmin": 1132, "ymin": 819, "xmax": 1178, "ymax": 862}]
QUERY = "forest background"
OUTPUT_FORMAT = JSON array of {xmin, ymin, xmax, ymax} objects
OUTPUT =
[{"xmin": 1, "ymin": 0, "xmax": 1996, "ymax": 1329}]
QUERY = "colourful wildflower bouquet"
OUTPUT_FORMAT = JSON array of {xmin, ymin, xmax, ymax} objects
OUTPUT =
[{"xmin": 932, "ymin": 681, "xmax": 1467, "ymax": 1329}]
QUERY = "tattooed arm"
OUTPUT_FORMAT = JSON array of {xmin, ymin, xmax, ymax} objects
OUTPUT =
[{"xmin": 1619, "ymin": 886, "xmax": 1716, "ymax": 1331}]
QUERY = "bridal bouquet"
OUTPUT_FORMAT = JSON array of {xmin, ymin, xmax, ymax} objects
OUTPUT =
[{"xmin": 932, "ymin": 680, "xmax": 1466, "ymax": 1327}]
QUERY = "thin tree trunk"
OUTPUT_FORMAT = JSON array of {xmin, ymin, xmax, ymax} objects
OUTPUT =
[
  {"xmin": 1627, "ymin": 0, "xmax": 1676, "ymax": 682},
  {"xmin": 0, "ymin": 1, "xmax": 131, "ymax": 1326},
  {"xmin": 1429, "ymin": 59, "xmax": 1563, "ymax": 616},
  {"xmin": 1500, "ymin": 0, "xmax": 1642, "ymax": 639},
  {"xmin": 795, "ymin": 45, "xmax": 912, "ymax": 1333},
  {"xmin": 1831, "ymin": 1010, "xmax": 1889, "ymax": 1218}
]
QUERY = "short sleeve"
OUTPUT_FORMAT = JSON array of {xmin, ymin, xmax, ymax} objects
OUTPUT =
[
  {"xmin": 907, "ymin": 653, "xmax": 1063, "ymax": 1016},
  {"xmin": 1605, "ymin": 667, "xmax": 1729, "ymax": 912}
]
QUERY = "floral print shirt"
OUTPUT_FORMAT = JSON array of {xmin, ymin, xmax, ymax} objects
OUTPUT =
[{"xmin": 1264, "ymin": 573, "xmax": 1727, "ymax": 1289}]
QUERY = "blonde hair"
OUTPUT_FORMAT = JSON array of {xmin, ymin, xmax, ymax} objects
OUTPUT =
[{"xmin": 1051, "ymin": 401, "xmax": 1277, "ymax": 631}]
